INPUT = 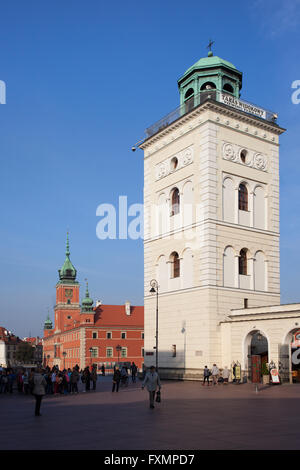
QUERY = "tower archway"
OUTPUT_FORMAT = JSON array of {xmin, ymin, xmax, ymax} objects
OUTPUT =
[{"xmin": 244, "ymin": 329, "xmax": 269, "ymax": 382}]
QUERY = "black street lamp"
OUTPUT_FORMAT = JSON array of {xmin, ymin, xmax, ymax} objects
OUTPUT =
[
  {"xmin": 89, "ymin": 347, "xmax": 93, "ymax": 368},
  {"xmin": 116, "ymin": 344, "xmax": 122, "ymax": 363},
  {"xmin": 150, "ymin": 279, "xmax": 159, "ymax": 372}
]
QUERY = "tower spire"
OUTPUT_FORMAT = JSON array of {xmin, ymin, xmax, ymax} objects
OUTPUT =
[
  {"xmin": 66, "ymin": 231, "xmax": 70, "ymax": 257},
  {"xmin": 81, "ymin": 277, "xmax": 94, "ymax": 313},
  {"xmin": 58, "ymin": 233, "xmax": 77, "ymax": 283}
]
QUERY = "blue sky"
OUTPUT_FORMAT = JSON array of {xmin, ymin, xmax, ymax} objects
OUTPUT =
[{"xmin": 0, "ymin": 0, "xmax": 300, "ymax": 337}]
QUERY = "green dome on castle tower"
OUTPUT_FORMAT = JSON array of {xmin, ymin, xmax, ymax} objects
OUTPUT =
[
  {"xmin": 44, "ymin": 314, "xmax": 53, "ymax": 330},
  {"xmin": 81, "ymin": 280, "xmax": 94, "ymax": 313}
]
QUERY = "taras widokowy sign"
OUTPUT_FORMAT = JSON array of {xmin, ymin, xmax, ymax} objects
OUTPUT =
[{"xmin": 220, "ymin": 93, "xmax": 266, "ymax": 119}]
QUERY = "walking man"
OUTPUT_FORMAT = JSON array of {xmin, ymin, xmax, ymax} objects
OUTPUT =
[
  {"xmin": 142, "ymin": 366, "xmax": 161, "ymax": 409},
  {"xmin": 131, "ymin": 362, "xmax": 137, "ymax": 383},
  {"xmin": 211, "ymin": 364, "xmax": 219, "ymax": 385},
  {"xmin": 33, "ymin": 367, "xmax": 46, "ymax": 417},
  {"xmin": 202, "ymin": 366, "xmax": 210, "ymax": 386}
]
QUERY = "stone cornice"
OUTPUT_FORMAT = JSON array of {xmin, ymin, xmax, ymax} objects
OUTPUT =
[{"xmin": 140, "ymin": 99, "xmax": 285, "ymax": 151}]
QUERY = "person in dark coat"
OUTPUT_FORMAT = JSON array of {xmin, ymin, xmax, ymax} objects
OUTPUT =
[
  {"xmin": 83, "ymin": 367, "xmax": 91, "ymax": 392},
  {"xmin": 130, "ymin": 362, "xmax": 137, "ymax": 383},
  {"xmin": 91, "ymin": 366, "xmax": 97, "ymax": 391},
  {"xmin": 33, "ymin": 368, "xmax": 46, "ymax": 416},
  {"xmin": 112, "ymin": 366, "xmax": 121, "ymax": 392},
  {"xmin": 101, "ymin": 365, "xmax": 105, "ymax": 376}
]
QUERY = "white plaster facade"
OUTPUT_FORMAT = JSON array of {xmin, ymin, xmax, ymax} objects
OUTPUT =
[{"xmin": 141, "ymin": 93, "xmax": 299, "ymax": 381}]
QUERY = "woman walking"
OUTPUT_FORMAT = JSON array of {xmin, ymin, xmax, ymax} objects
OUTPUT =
[
  {"xmin": 142, "ymin": 366, "xmax": 161, "ymax": 409},
  {"xmin": 33, "ymin": 367, "xmax": 46, "ymax": 417}
]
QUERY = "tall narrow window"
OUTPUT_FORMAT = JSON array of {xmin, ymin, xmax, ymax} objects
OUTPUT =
[
  {"xmin": 184, "ymin": 88, "xmax": 194, "ymax": 113},
  {"xmin": 239, "ymin": 183, "xmax": 248, "ymax": 211},
  {"xmin": 239, "ymin": 248, "xmax": 248, "ymax": 275},
  {"xmin": 171, "ymin": 252, "xmax": 180, "ymax": 278},
  {"xmin": 171, "ymin": 188, "xmax": 180, "ymax": 215}
]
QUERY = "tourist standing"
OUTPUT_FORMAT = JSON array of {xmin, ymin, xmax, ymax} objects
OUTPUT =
[
  {"xmin": 131, "ymin": 362, "xmax": 137, "ymax": 383},
  {"xmin": 23, "ymin": 370, "xmax": 30, "ymax": 394},
  {"xmin": 71, "ymin": 367, "xmax": 79, "ymax": 394},
  {"xmin": 222, "ymin": 366, "xmax": 230, "ymax": 384},
  {"xmin": 33, "ymin": 368, "xmax": 46, "ymax": 417},
  {"xmin": 83, "ymin": 367, "xmax": 91, "ymax": 392},
  {"xmin": 112, "ymin": 366, "xmax": 121, "ymax": 392},
  {"xmin": 101, "ymin": 365, "xmax": 105, "ymax": 376},
  {"xmin": 142, "ymin": 366, "xmax": 161, "ymax": 409},
  {"xmin": 91, "ymin": 366, "xmax": 97, "ymax": 391},
  {"xmin": 211, "ymin": 364, "xmax": 219, "ymax": 386}
]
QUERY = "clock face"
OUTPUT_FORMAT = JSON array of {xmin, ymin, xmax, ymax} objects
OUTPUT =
[{"xmin": 65, "ymin": 289, "xmax": 73, "ymax": 299}]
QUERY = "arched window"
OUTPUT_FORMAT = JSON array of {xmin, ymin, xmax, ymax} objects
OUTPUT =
[
  {"xmin": 200, "ymin": 82, "xmax": 216, "ymax": 103},
  {"xmin": 184, "ymin": 88, "xmax": 194, "ymax": 113},
  {"xmin": 239, "ymin": 248, "xmax": 248, "ymax": 275},
  {"xmin": 239, "ymin": 183, "xmax": 248, "ymax": 211},
  {"xmin": 223, "ymin": 83, "xmax": 234, "ymax": 94},
  {"xmin": 171, "ymin": 188, "xmax": 180, "ymax": 215},
  {"xmin": 240, "ymin": 150, "xmax": 247, "ymax": 163},
  {"xmin": 200, "ymin": 81, "xmax": 216, "ymax": 91},
  {"xmin": 170, "ymin": 252, "xmax": 180, "ymax": 278}
]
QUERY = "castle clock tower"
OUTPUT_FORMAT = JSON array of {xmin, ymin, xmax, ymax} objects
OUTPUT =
[
  {"xmin": 141, "ymin": 51, "xmax": 285, "ymax": 378},
  {"xmin": 54, "ymin": 234, "xmax": 80, "ymax": 333}
]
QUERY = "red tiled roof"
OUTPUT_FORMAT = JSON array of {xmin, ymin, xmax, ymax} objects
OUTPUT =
[
  {"xmin": 94, "ymin": 305, "xmax": 144, "ymax": 327},
  {"xmin": 0, "ymin": 327, "xmax": 21, "ymax": 344}
]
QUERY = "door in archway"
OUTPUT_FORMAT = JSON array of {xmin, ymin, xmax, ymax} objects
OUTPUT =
[{"xmin": 251, "ymin": 355, "xmax": 261, "ymax": 383}]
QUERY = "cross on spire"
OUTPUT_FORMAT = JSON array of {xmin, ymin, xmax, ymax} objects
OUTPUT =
[{"xmin": 207, "ymin": 39, "xmax": 214, "ymax": 52}]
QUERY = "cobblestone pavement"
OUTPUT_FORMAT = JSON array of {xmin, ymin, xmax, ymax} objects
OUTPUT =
[{"xmin": 1, "ymin": 377, "xmax": 300, "ymax": 450}]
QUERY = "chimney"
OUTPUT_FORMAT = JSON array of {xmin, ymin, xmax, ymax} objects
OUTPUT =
[
  {"xmin": 96, "ymin": 300, "xmax": 102, "ymax": 307},
  {"xmin": 125, "ymin": 301, "xmax": 131, "ymax": 316}
]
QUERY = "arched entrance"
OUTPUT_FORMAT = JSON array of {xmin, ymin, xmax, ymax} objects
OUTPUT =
[
  {"xmin": 244, "ymin": 330, "xmax": 269, "ymax": 383},
  {"xmin": 282, "ymin": 328, "xmax": 300, "ymax": 383}
]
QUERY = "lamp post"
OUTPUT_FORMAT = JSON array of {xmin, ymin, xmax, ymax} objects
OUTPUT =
[
  {"xmin": 149, "ymin": 279, "xmax": 159, "ymax": 372},
  {"xmin": 62, "ymin": 351, "xmax": 67, "ymax": 370},
  {"xmin": 116, "ymin": 344, "xmax": 122, "ymax": 364},
  {"xmin": 89, "ymin": 347, "xmax": 93, "ymax": 369},
  {"xmin": 47, "ymin": 354, "xmax": 50, "ymax": 367}
]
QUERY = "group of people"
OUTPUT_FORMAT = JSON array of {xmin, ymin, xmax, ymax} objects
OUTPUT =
[
  {"xmin": 0, "ymin": 365, "xmax": 98, "ymax": 396},
  {"xmin": 112, "ymin": 362, "xmax": 138, "ymax": 392},
  {"xmin": 203, "ymin": 364, "xmax": 231, "ymax": 386}
]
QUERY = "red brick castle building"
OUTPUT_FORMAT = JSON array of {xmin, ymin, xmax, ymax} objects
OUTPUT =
[{"xmin": 43, "ymin": 235, "xmax": 144, "ymax": 371}]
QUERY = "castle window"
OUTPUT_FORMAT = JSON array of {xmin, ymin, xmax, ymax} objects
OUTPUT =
[
  {"xmin": 106, "ymin": 347, "xmax": 113, "ymax": 358},
  {"xmin": 107, "ymin": 332, "xmax": 112, "ymax": 339},
  {"xmin": 121, "ymin": 332, "xmax": 126, "ymax": 339},
  {"xmin": 239, "ymin": 248, "xmax": 248, "ymax": 275},
  {"xmin": 171, "ymin": 188, "xmax": 180, "ymax": 215},
  {"xmin": 171, "ymin": 252, "xmax": 180, "ymax": 278},
  {"xmin": 239, "ymin": 183, "xmax": 248, "ymax": 211},
  {"xmin": 67, "ymin": 299, "xmax": 71, "ymax": 305}
]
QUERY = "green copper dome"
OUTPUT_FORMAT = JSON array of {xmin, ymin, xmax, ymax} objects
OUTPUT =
[
  {"xmin": 178, "ymin": 51, "xmax": 243, "ymax": 105},
  {"xmin": 182, "ymin": 54, "xmax": 238, "ymax": 79},
  {"xmin": 81, "ymin": 280, "xmax": 94, "ymax": 313},
  {"xmin": 44, "ymin": 314, "xmax": 53, "ymax": 330},
  {"xmin": 58, "ymin": 233, "xmax": 77, "ymax": 283}
]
